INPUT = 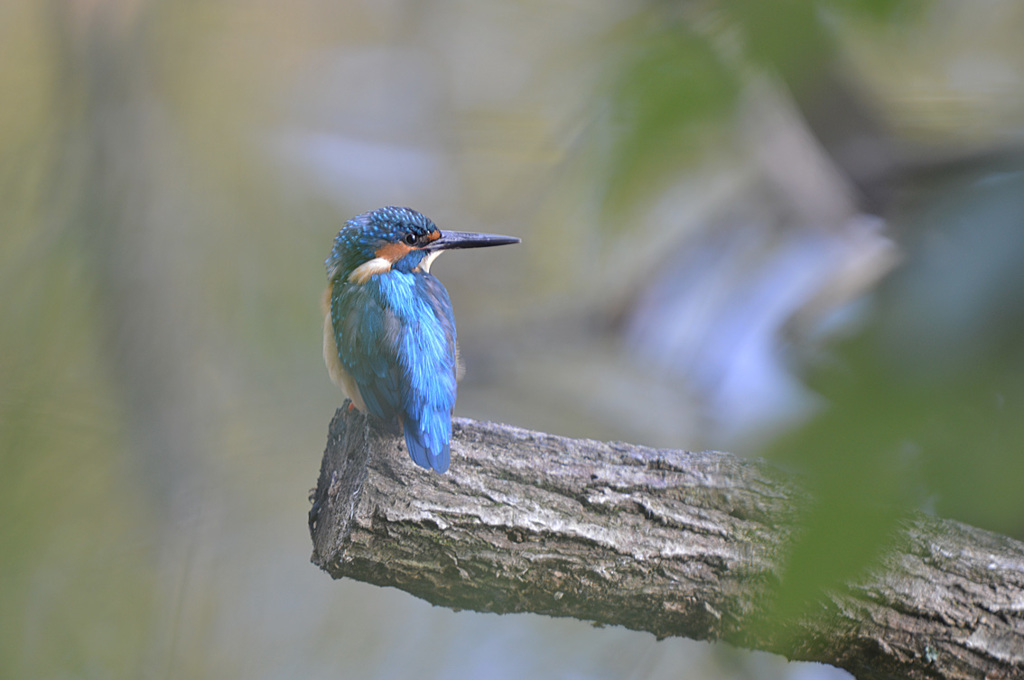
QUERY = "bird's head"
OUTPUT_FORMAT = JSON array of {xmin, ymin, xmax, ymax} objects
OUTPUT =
[{"xmin": 326, "ymin": 206, "xmax": 519, "ymax": 284}]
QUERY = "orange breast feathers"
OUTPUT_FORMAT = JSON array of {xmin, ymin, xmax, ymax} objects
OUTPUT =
[{"xmin": 321, "ymin": 287, "xmax": 368, "ymax": 412}]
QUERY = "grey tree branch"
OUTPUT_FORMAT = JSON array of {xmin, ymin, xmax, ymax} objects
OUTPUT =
[{"xmin": 309, "ymin": 405, "xmax": 1024, "ymax": 680}]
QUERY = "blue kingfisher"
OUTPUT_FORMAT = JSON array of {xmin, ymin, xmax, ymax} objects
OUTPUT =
[{"xmin": 323, "ymin": 206, "xmax": 519, "ymax": 473}]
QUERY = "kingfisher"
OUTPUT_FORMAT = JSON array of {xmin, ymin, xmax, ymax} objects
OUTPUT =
[{"xmin": 322, "ymin": 206, "xmax": 520, "ymax": 473}]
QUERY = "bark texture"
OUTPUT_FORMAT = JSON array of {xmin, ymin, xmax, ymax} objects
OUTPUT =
[{"xmin": 309, "ymin": 405, "xmax": 1024, "ymax": 680}]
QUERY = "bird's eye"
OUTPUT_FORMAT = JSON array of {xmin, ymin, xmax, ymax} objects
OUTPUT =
[{"xmin": 404, "ymin": 233, "xmax": 418, "ymax": 246}]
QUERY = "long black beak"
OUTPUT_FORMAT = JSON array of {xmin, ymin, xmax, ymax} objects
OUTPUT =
[{"xmin": 425, "ymin": 230, "xmax": 520, "ymax": 251}]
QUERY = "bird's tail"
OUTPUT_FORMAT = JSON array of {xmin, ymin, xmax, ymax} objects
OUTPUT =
[{"xmin": 403, "ymin": 416, "xmax": 451, "ymax": 473}]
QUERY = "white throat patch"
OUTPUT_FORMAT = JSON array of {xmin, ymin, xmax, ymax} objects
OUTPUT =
[
  {"xmin": 347, "ymin": 257, "xmax": 392, "ymax": 284},
  {"xmin": 418, "ymin": 249, "xmax": 443, "ymax": 273}
]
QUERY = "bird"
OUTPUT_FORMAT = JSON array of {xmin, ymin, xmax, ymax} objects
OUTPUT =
[{"xmin": 322, "ymin": 206, "xmax": 520, "ymax": 473}]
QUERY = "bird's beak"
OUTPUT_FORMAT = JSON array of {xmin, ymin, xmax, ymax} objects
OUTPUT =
[{"xmin": 425, "ymin": 230, "xmax": 521, "ymax": 251}]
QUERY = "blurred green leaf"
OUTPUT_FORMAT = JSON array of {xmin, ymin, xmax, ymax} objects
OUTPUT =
[
  {"xmin": 731, "ymin": 0, "xmax": 831, "ymax": 82},
  {"xmin": 761, "ymin": 162, "xmax": 1024, "ymax": 629},
  {"xmin": 733, "ymin": 0, "xmax": 927, "ymax": 80},
  {"xmin": 603, "ymin": 22, "xmax": 739, "ymax": 217},
  {"xmin": 600, "ymin": 0, "xmax": 929, "ymax": 220},
  {"xmin": 840, "ymin": 0, "xmax": 921, "ymax": 21},
  {"xmin": 760, "ymin": 336, "xmax": 917, "ymax": 628}
]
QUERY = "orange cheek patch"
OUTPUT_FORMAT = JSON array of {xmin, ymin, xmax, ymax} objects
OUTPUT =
[
  {"xmin": 376, "ymin": 241, "xmax": 414, "ymax": 262},
  {"xmin": 426, "ymin": 230, "xmax": 441, "ymax": 243}
]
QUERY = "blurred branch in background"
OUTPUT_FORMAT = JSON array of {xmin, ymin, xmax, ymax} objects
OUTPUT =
[{"xmin": 1, "ymin": 1, "xmax": 335, "ymax": 676}]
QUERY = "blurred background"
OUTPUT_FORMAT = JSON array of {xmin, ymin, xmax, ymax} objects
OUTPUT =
[{"xmin": 3, "ymin": 0, "xmax": 1024, "ymax": 678}]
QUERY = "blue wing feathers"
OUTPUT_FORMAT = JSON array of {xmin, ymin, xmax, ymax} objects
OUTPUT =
[
  {"xmin": 332, "ymin": 286, "xmax": 403, "ymax": 421},
  {"xmin": 330, "ymin": 270, "xmax": 458, "ymax": 472},
  {"xmin": 403, "ymin": 410, "xmax": 452, "ymax": 472},
  {"xmin": 403, "ymin": 426, "xmax": 431, "ymax": 469}
]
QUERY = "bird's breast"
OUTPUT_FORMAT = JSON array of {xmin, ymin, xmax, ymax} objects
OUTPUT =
[{"xmin": 321, "ymin": 286, "xmax": 368, "ymax": 411}]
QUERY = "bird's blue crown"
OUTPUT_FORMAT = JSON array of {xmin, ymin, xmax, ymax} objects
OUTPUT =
[{"xmin": 326, "ymin": 206, "xmax": 438, "ymax": 281}]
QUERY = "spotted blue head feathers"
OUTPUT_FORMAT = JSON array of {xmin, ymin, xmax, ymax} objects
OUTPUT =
[{"xmin": 323, "ymin": 206, "xmax": 519, "ymax": 472}]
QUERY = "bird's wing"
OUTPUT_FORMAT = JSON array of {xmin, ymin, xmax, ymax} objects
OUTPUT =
[
  {"xmin": 330, "ymin": 282, "xmax": 404, "ymax": 423},
  {"xmin": 397, "ymin": 274, "xmax": 459, "ymax": 472},
  {"xmin": 331, "ymin": 274, "xmax": 459, "ymax": 472}
]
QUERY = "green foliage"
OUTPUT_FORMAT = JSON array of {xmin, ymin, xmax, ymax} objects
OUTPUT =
[
  {"xmin": 599, "ymin": 0, "xmax": 1020, "ymax": 639},
  {"xmin": 760, "ymin": 165, "xmax": 1024, "ymax": 627},
  {"xmin": 601, "ymin": 0, "xmax": 926, "ymax": 217},
  {"xmin": 731, "ymin": 0, "xmax": 832, "ymax": 79},
  {"xmin": 603, "ymin": 21, "xmax": 739, "ymax": 216},
  {"xmin": 733, "ymin": 0, "xmax": 921, "ymax": 77}
]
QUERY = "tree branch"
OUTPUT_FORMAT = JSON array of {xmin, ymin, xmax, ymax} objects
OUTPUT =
[{"xmin": 309, "ymin": 405, "xmax": 1024, "ymax": 680}]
